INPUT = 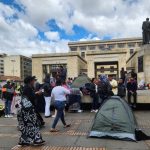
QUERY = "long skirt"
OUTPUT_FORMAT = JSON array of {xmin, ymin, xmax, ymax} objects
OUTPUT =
[{"xmin": 17, "ymin": 107, "xmax": 43, "ymax": 144}]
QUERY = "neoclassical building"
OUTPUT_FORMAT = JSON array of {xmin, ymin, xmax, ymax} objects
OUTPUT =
[{"xmin": 32, "ymin": 37, "xmax": 142, "ymax": 83}]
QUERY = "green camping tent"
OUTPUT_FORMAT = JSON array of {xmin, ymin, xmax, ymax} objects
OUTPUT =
[
  {"xmin": 71, "ymin": 75, "xmax": 91, "ymax": 88},
  {"xmin": 89, "ymin": 96, "xmax": 138, "ymax": 141}
]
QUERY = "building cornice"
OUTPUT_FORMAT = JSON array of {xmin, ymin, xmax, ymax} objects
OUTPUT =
[
  {"xmin": 68, "ymin": 37, "xmax": 142, "ymax": 46},
  {"xmin": 86, "ymin": 50, "xmax": 127, "ymax": 56},
  {"xmin": 32, "ymin": 52, "xmax": 87, "ymax": 64}
]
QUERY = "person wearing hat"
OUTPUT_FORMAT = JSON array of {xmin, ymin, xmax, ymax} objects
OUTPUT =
[
  {"xmin": 2, "ymin": 79, "xmax": 14, "ymax": 118},
  {"xmin": 17, "ymin": 76, "xmax": 45, "ymax": 146}
]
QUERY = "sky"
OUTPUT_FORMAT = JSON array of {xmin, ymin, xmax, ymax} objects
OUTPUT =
[{"xmin": 0, "ymin": 0, "xmax": 150, "ymax": 56}]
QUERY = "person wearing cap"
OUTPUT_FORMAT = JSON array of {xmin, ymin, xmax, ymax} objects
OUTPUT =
[
  {"xmin": 2, "ymin": 79, "xmax": 14, "ymax": 118},
  {"xmin": 17, "ymin": 76, "xmax": 45, "ymax": 146}
]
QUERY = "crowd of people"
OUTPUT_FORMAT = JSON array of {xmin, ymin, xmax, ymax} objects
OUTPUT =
[{"xmin": 0, "ymin": 67, "xmax": 142, "ymax": 146}]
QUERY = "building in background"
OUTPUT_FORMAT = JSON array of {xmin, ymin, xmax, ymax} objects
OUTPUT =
[
  {"xmin": 4, "ymin": 55, "xmax": 32, "ymax": 80},
  {"xmin": 32, "ymin": 37, "xmax": 142, "ymax": 83},
  {"xmin": 0, "ymin": 53, "xmax": 7, "ymax": 76},
  {"xmin": 32, "ymin": 52, "xmax": 87, "ymax": 83},
  {"xmin": 68, "ymin": 37, "xmax": 142, "ymax": 78}
]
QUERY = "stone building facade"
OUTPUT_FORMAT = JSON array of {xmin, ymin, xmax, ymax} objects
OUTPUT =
[
  {"xmin": 4, "ymin": 55, "xmax": 32, "ymax": 79},
  {"xmin": 32, "ymin": 37, "xmax": 142, "ymax": 83}
]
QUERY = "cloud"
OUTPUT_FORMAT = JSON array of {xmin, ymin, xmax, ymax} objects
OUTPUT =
[
  {"xmin": 0, "ymin": 2, "xmax": 69, "ymax": 56},
  {"xmin": 1, "ymin": 0, "xmax": 150, "ymax": 56},
  {"xmin": 16, "ymin": 0, "xmax": 150, "ymax": 38},
  {"xmin": 44, "ymin": 31, "xmax": 60, "ymax": 41},
  {"xmin": 79, "ymin": 34, "xmax": 101, "ymax": 41}
]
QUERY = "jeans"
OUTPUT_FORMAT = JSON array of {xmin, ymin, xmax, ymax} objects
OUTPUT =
[
  {"xmin": 44, "ymin": 96, "xmax": 51, "ymax": 116},
  {"xmin": 52, "ymin": 101, "xmax": 66, "ymax": 129},
  {"xmin": 5, "ymin": 100, "xmax": 12, "ymax": 115},
  {"xmin": 127, "ymin": 92, "xmax": 137, "ymax": 105}
]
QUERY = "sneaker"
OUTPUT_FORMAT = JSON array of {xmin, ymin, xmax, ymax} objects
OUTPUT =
[
  {"xmin": 78, "ymin": 110, "xmax": 83, "ymax": 113},
  {"xmin": 4, "ymin": 115, "xmax": 8, "ymax": 118},
  {"xmin": 94, "ymin": 109, "xmax": 98, "ymax": 113},
  {"xmin": 91, "ymin": 110, "xmax": 95, "ymax": 112},
  {"xmin": 8, "ymin": 115, "xmax": 13, "ymax": 118}
]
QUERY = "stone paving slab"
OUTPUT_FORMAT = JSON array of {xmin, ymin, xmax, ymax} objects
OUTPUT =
[
  {"xmin": 0, "ymin": 111, "xmax": 150, "ymax": 150},
  {"xmin": 12, "ymin": 146, "xmax": 106, "ymax": 150}
]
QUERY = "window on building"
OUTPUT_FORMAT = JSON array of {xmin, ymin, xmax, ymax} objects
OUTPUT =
[
  {"xmin": 107, "ymin": 44, "xmax": 115, "ymax": 49},
  {"xmin": 100, "ymin": 67, "xmax": 105, "ymax": 73},
  {"xmin": 88, "ymin": 45, "xmax": 96, "ymax": 50},
  {"xmin": 79, "ymin": 46, "xmax": 86, "ymax": 51},
  {"xmin": 81, "ymin": 52, "xmax": 85, "ymax": 58},
  {"xmin": 130, "ymin": 49, "xmax": 134, "ymax": 55},
  {"xmin": 118, "ymin": 43, "xmax": 125, "ymax": 48},
  {"xmin": 70, "ymin": 47, "xmax": 77, "ymax": 51},
  {"xmin": 110, "ymin": 66, "xmax": 115, "ymax": 72},
  {"xmin": 138, "ymin": 56, "xmax": 144, "ymax": 72},
  {"xmin": 128, "ymin": 42, "xmax": 136, "ymax": 47},
  {"xmin": 137, "ymin": 42, "xmax": 142, "ymax": 47},
  {"xmin": 99, "ymin": 44, "xmax": 105, "ymax": 50}
]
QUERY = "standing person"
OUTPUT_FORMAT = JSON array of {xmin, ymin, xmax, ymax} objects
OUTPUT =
[
  {"xmin": 131, "ymin": 69, "xmax": 137, "ymax": 81},
  {"xmin": 2, "ymin": 79, "xmax": 14, "ymax": 118},
  {"xmin": 120, "ymin": 68, "xmax": 126, "ymax": 83},
  {"xmin": 59, "ymin": 66, "xmax": 67, "ymax": 82},
  {"xmin": 43, "ymin": 75, "xmax": 52, "ymax": 118},
  {"xmin": 108, "ymin": 75, "xmax": 118, "ymax": 95},
  {"xmin": 98, "ymin": 75, "xmax": 113, "ymax": 104},
  {"xmin": 50, "ymin": 80, "xmax": 71, "ymax": 132},
  {"xmin": 10, "ymin": 82, "xmax": 17, "ymax": 115},
  {"xmin": 90, "ymin": 78, "xmax": 99, "ymax": 113},
  {"xmin": 117, "ymin": 78, "xmax": 126, "ymax": 99},
  {"xmin": 17, "ymin": 76, "xmax": 45, "ymax": 146},
  {"xmin": 127, "ymin": 78, "xmax": 137, "ymax": 108}
]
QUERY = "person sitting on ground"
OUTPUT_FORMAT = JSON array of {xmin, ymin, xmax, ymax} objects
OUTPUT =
[
  {"xmin": 50, "ymin": 80, "xmax": 71, "ymax": 132},
  {"xmin": 117, "ymin": 78, "xmax": 126, "ymax": 99},
  {"xmin": 90, "ymin": 78, "xmax": 99, "ymax": 113},
  {"xmin": 127, "ymin": 78, "xmax": 137, "ymax": 108}
]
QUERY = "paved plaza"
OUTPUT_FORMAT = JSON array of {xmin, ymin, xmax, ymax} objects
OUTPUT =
[{"xmin": 0, "ymin": 111, "xmax": 149, "ymax": 150}]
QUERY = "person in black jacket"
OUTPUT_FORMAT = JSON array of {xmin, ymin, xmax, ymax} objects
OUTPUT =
[
  {"xmin": 98, "ymin": 75, "xmax": 114, "ymax": 104},
  {"xmin": 117, "ymin": 78, "xmax": 126, "ymax": 99},
  {"xmin": 127, "ymin": 78, "xmax": 137, "ymax": 108},
  {"xmin": 42, "ymin": 75, "xmax": 52, "ymax": 118},
  {"xmin": 17, "ymin": 76, "xmax": 45, "ymax": 146},
  {"xmin": 2, "ymin": 79, "xmax": 14, "ymax": 118},
  {"xmin": 90, "ymin": 78, "xmax": 99, "ymax": 113}
]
